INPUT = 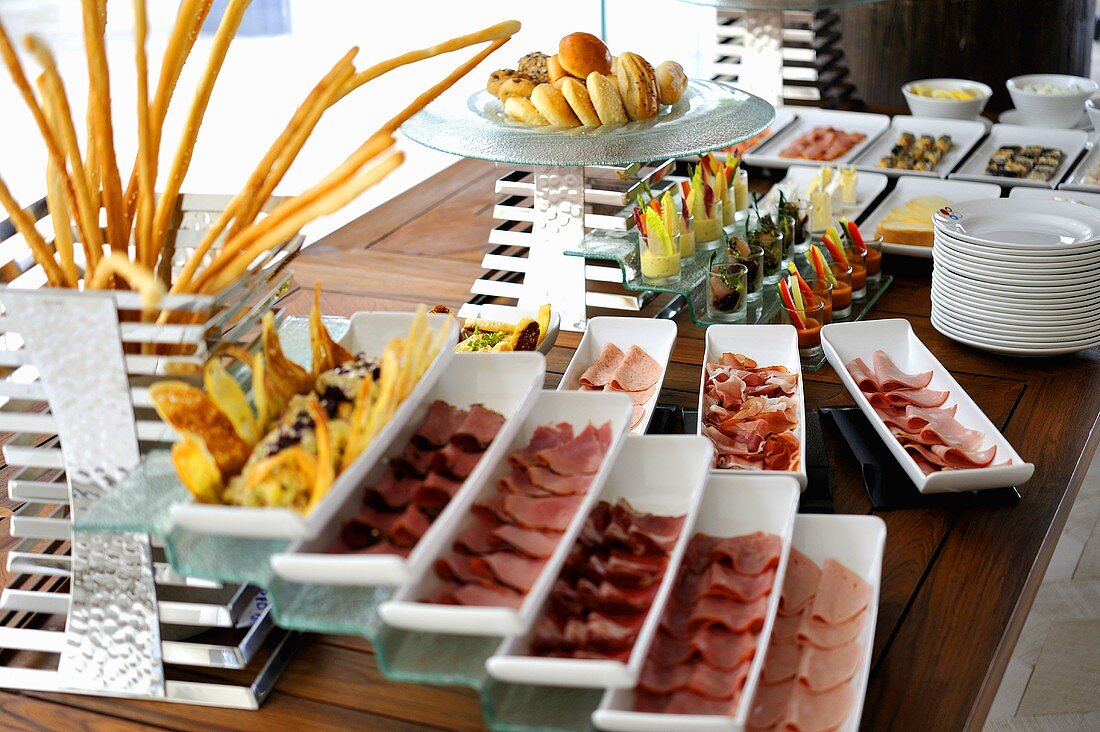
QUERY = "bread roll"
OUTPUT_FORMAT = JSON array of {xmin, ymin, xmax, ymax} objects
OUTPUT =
[
  {"xmin": 547, "ymin": 54, "xmax": 570, "ymax": 83},
  {"xmin": 517, "ymin": 52, "xmax": 549, "ymax": 84},
  {"xmin": 616, "ymin": 52, "xmax": 658, "ymax": 121},
  {"xmin": 558, "ymin": 32, "xmax": 612, "ymax": 78},
  {"xmin": 586, "ymin": 72, "xmax": 628, "ymax": 125},
  {"xmin": 487, "ymin": 69, "xmax": 517, "ymax": 96},
  {"xmin": 530, "ymin": 82, "xmax": 580, "ymax": 127},
  {"xmin": 559, "ymin": 77, "xmax": 600, "ymax": 127},
  {"xmin": 498, "ymin": 75, "xmax": 536, "ymax": 101},
  {"xmin": 655, "ymin": 60, "xmax": 688, "ymax": 105},
  {"xmin": 504, "ymin": 96, "xmax": 548, "ymax": 126}
]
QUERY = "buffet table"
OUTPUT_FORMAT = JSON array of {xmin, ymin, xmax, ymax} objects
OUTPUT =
[{"xmin": 1, "ymin": 156, "xmax": 1097, "ymax": 731}]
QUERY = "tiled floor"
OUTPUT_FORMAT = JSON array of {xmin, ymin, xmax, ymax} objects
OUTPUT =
[{"xmin": 983, "ymin": 452, "xmax": 1100, "ymax": 731}]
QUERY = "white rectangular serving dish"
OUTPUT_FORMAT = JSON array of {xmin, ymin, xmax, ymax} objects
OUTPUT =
[
  {"xmin": 557, "ymin": 317, "xmax": 677, "ymax": 434},
  {"xmin": 379, "ymin": 389, "xmax": 634, "ymax": 637},
  {"xmin": 743, "ymin": 109, "xmax": 891, "ymax": 170},
  {"xmin": 715, "ymin": 107, "xmax": 797, "ymax": 159},
  {"xmin": 1057, "ymin": 139, "xmax": 1100, "ymax": 194},
  {"xmin": 786, "ymin": 513, "xmax": 886, "ymax": 732},
  {"xmin": 1009, "ymin": 185, "xmax": 1100, "ymax": 208},
  {"xmin": 820, "ymin": 318, "xmax": 1034, "ymax": 492},
  {"xmin": 267, "ymin": 352, "xmax": 545, "ymax": 587},
  {"xmin": 485, "ymin": 435, "xmax": 712, "ymax": 689},
  {"xmin": 949, "ymin": 124, "xmax": 1088, "ymax": 189},
  {"xmin": 454, "ymin": 303, "xmax": 561, "ymax": 356},
  {"xmin": 857, "ymin": 177, "xmax": 1002, "ymax": 259},
  {"xmin": 849, "ymin": 115, "xmax": 987, "ymax": 179},
  {"xmin": 698, "ymin": 325, "xmax": 807, "ymax": 488},
  {"xmin": 757, "ymin": 165, "xmax": 888, "ymax": 225},
  {"xmin": 592, "ymin": 473, "xmax": 801, "ymax": 732},
  {"xmin": 170, "ymin": 312, "xmax": 458, "ymax": 540}
]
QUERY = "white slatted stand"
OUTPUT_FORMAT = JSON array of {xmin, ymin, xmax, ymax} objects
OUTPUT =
[{"xmin": 0, "ymin": 196, "xmax": 301, "ymax": 708}]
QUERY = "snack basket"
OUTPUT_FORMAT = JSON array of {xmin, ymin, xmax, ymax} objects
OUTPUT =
[{"xmin": 0, "ymin": 195, "xmax": 302, "ymax": 708}]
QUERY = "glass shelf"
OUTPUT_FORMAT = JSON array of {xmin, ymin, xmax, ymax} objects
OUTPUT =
[
  {"xmin": 566, "ymin": 228, "xmax": 892, "ymax": 371},
  {"xmin": 401, "ymin": 80, "xmax": 775, "ymax": 167}
]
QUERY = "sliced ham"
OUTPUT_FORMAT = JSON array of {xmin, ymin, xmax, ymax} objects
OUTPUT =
[
  {"xmin": 632, "ymin": 690, "xmax": 670, "ymax": 713},
  {"xmin": 434, "ymin": 553, "xmax": 489, "ymax": 586},
  {"xmin": 431, "ymin": 442, "xmax": 484, "ymax": 479},
  {"xmin": 526, "ymin": 465, "xmax": 592, "ymax": 496},
  {"xmin": 808, "ymin": 559, "xmax": 871, "ymax": 625},
  {"xmin": 904, "ymin": 442, "xmax": 997, "ymax": 470},
  {"xmin": 499, "ymin": 467, "xmax": 554, "ymax": 497},
  {"xmin": 709, "ymin": 532, "xmax": 783, "ymax": 576},
  {"xmin": 450, "ymin": 404, "xmax": 505, "ymax": 451},
  {"xmin": 509, "ymin": 423, "xmax": 575, "ymax": 468},
  {"xmin": 762, "ymin": 640, "xmax": 803, "ymax": 684},
  {"xmin": 412, "ymin": 471, "xmax": 464, "ymax": 514},
  {"xmin": 366, "ymin": 471, "xmax": 419, "ymax": 510},
  {"xmin": 690, "ymin": 564, "xmax": 776, "ymax": 603},
  {"xmin": 388, "ymin": 503, "xmax": 432, "ymax": 547},
  {"xmin": 639, "ymin": 661, "xmax": 746, "ymax": 700},
  {"xmin": 872, "ymin": 349, "xmax": 933, "ymax": 392},
  {"xmin": 489, "ymin": 524, "xmax": 561, "ymax": 559},
  {"xmin": 663, "ymin": 689, "xmax": 738, "ymax": 716},
  {"xmin": 748, "ymin": 678, "xmax": 795, "ymax": 728},
  {"xmin": 846, "ymin": 357, "xmax": 879, "ymax": 393},
  {"xmin": 784, "ymin": 680, "xmax": 856, "ymax": 732},
  {"xmin": 692, "ymin": 628, "xmax": 757, "ymax": 670},
  {"xmin": 609, "ymin": 345, "xmax": 661, "ymax": 392},
  {"xmin": 868, "ymin": 387, "xmax": 949, "ymax": 409},
  {"xmin": 453, "ymin": 513, "xmax": 502, "ymax": 555},
  {"xmin": 427, "ymin": 581, "xmax": 524, "ymax": 609},
  {"xmin": 686, "ymin": 594, "xmax": 769, "ymax": 635},
  {"xmin": 605, "ymin": 549, "xmax": 667, "ymax": 589},
  {"xmin": 577, "ymin": 577, "xmax": 660, "ymax": 613},
  {"xmin": 796, "ymin": 611, "xmax": 865, "ymax": 650},
  {"xmin": 799, "ymin": 641, "xmax": 862, "ymax": 692},
  {"xmin": 393, "ymin": 441, "xmax": 435, "ymax": 477},
  {"xmin": 414, "ymin": 401, "xmax": 469, "ymax": 448},
  {"xmin": 503, "ymin": 493, "xmax": 583, "ymax": 532},
  {"xmin": 535, "ymin": 423, "xmax": 606, "ymax": 476},
  {"xmin": 772, "ymin": 608, "xmax": 807, "ymax": 644},
  {"xmin": 579, "ymin": 343, "xmax": 625, "ymax": 387},
  {"xmin": 469, "ymin": 551, "xmax": 546, "ymax": 593},
  {"xmin": 780, "ymin": 547, "xmax": 822, "ymax": 616}
]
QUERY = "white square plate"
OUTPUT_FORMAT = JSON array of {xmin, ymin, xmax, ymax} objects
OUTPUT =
[
  {"xmin": 591, "ymin": 473, "xmax": 800, "ymax": 732},
  {"xmin": 1010, "ymin": 185, "xmax": 1100, "ymax": 208},
  {"xmin": 949, "ymin": 124, "xmax": 1088, "ymax": 189},
  {"xmin": 744, "ymin": 109, "xmax": 891, "ymax": 170},
  {"xmin": 857, "ymin": 177, "xmax": 1002, "ymax": 258},
  {"xmin": 757, "ymin": 166, "xmax": 888, "ymax": 227},
  {"xmin": 485, "ymin": 435, "xmax": 713, "ymax": 689},
  {"xmin": 169, "ymin": 312, "xmax": 458, "ymax": 540},
  {"xmin": 379, "ymin": 389, "xmax": 634, "ymax": 637},
  {"xmin": 820, "ymin": 318, "xmax": 1034, "ymax": 492},
  {"xmin": 1057, "ymin": 140, "xmax": 1100, "ymax": 194},
  {"xmin": 698, "ymin": 325, "xmax": 807, "ymax": 488},
  {"xmin": 268, "ymin": 352, "xmax": 545, "ymax": 587},
  {"xmin": 558, "ymin": 317, "xmax": 677, "ymax": 434},
  {"xmin": 850, "ymin": 116, "xmax": 988, "ymax": 179}
]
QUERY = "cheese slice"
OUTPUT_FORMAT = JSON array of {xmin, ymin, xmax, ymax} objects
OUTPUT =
[{"xmin": 875, "ymin": 195, "xmax": 951, "ymax": 247}]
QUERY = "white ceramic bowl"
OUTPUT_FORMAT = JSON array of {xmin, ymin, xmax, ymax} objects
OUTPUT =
[
  {"xmin": 1007, "ymin": 74, "xmax": 1097, "ymax": 129},
  {"xmin": 1086, "ymin": 95, "xmax": 1100, "ymax": 131},
  {"xmin": 902, "ymin": 78, "xmax": 992, "ymax": 120}
]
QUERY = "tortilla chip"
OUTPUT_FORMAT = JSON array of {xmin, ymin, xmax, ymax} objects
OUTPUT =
[
  {"xmin": 261, "ymin": 311, "xmax": 313, "ymax": 416},
  {"xmin": 242, "ymin": 446, "xmax": 317, "ymax": 509},
  {"xmin": 150, "ymin": 381, "xmax": 251, "ymax": 475},
  {"xmin": 306, "ymin": 398, "xmax": 335, "ymax": 511},
  {"xmin": 310, "ymin": 283, "xmax": 354, "ymax": 377},
  {"xmin": 204, "ymin": 359, "xmax": 259, "ymax": 445},
  {"xmin": 170, "ymin": 436, "xmax": 224, "ymax": 504}
]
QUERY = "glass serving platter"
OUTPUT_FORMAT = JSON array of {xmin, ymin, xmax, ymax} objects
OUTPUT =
[
  {"xmin": 566, "ymin": 229, "xmax": 892, "ymax": 371},
  {"xmin": 400, "ymin": 79, "xmax": 775, "ymax": 167}
]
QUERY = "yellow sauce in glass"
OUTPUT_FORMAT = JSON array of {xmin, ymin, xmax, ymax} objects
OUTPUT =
[{"xmin": 641, "ymin": 251, "xmax": 681, "ymax": 280}]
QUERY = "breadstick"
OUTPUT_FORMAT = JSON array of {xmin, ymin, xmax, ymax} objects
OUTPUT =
[
  {"xmin": 87, "ymin": 252, "xmax": 165, "ymax": 308},
  {"xmin": 38, "ymin": 77, "xmax": 78, "ymax": 287},
  {"xmin": 80, "ymin": 0, "xmax": 125, "ymax": 253},
  {"xmin": 172, "ymin": 50, "xmax": 357, "ymax": 293},
  {"xmin": 133, "ymin": 0, "xmax": 155, "ymax": 269},
  {"xmin": 201, "ymin": 151, "xmax": 405, "ymax": 293},
  {"xmin": 121, "ymin": 0, "xmax": 214, "ymax": 231},
  {"xmin": 24, "ymin": 35, "xmax": 103, "ymax": 273},
  {"xmin": 0, "ymin": 174, "xmax": 65, "ymax": 286},
  {"xmin": 151, "ymin": 0, "xmax": 251, "ymax": 266}
]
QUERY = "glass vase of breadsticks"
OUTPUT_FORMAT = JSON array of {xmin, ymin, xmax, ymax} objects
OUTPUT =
[
  {"xmin": 0, "ymin": 1, "xmax": 519, "ymax": 352},
  {"xmin": 487, "ymin": 32, "xmax": 689, "ymax": 128}
]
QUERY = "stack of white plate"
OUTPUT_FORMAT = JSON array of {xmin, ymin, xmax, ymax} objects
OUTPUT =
[{"xmin": 930, "ymin": 198, "xmax": 1100, "ymax": 356}]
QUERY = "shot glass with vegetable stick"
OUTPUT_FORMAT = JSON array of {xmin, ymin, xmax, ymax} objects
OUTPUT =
[
  {"xmin": 841, "ymin": 219, "xmax": 882, "ymax": 286},
  {"xmin": 778, "ymin": 193, "xmax": 811, "ymax": 254},
  {"xmin": 679, "ymin": 198, "xmax": 696, "ymax": 260},
  {"xmin": 733, "ymin": 162, "xmax": 749, "ymax": 220},
  {"xmin": 707, "ymin": 258, "xmax": 748, "ymax": 323},
  {"xmin": 788, "ymin": 261, "xmax": 831, "ymax": 325},
  {"xmin": 702, "ymin": 153, "xmax": 736, "ymax": 227},
  {"xmin": 728, "ymin": 235, "xmax": 764, "ymax": 301},
  {"xmin": 778, "ymin": 277, "xmax": 825, "ymax": 358},
  {"xmin": 827, "ymin": 223, "xmax": 865, "ymax": 299},
  {"xmin": 810, "ymin": 244, "xmax": 851, "ymax": 318},
  {"xmin": 683, "ymin": 167, "xmax": 724, "ymax": 250},
  {"xmin": 747, "ymin": 203, "xmax": 784, "ymax": 284},
  {"xmin": 634, "ymin": 205, "xmax": 681, "ymax": 285}
]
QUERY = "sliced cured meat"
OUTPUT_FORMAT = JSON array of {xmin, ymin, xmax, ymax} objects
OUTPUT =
[
  {"xmin": 472, "ymin": 492, "xmax": 513, "ymax": 523},
  {"xmin": 764, "ymin": 431, "xmax": 801, "ymax": 471},
  {"xmin": 366, "ymin": 471, "xmax": 419, "ymax": 510},
  {"xmin": 393, "ymin": 441, "xmax": 435, "ymax": 477},
  {"xmin": 577, "ymin": 577, "xmax": 660, "ymax": 613},
  {"xmin": 469, "ymin": 551, "xmax": 546, "ymax": 593},
  {"xmin": 509, "ymin": 423, "xmax": 574, "ymax": 468},
  {"xmin": 868, "ymin": 388, "xmax": 949, "ymax": 409},
  {"xmin": 415, "ymin": 401, "xmax": 469, "ymax": 448},
  {"xmin": 871, "ymin": 349, "xmax": 933, "ymax": 392},
  {"xmin": 412, "ymin": 471, "xmax": 464, "ymax": 514},
  {"xmin": 692, "ymin": 628, "xmax": 757, "ymax": 670},
  {"xmin": 434, "ymin": 553, "xmax": 489, "ymax": 586},
  {"xmin": 697, "ymin": 564, "xmax": 776, "ymax": 603},
  {"xmin": 773, "ymin": 608, "xmax": 807, "ymax": 644},
  {"xmin": 628, "ymin": 383, "xmax": 656, "ymax": 406},
  {"xmin": 646, "ymin": 630, "xmax": 694, "ymax": 668},
  {"xmin": 685, "ymin": 594, "xmax": 769, "ymax": 635},
  {"xmin": 531, "ymin": 614, "xmax": 566, "ymax": 652},
  {"xmin": 503, "ymin": 493, "xmax": 583, "ymax": 532},
  {"xmin": 796, "ymin": 611, "xmax": 865, "ymax": 650},
  {"xmin": 429, "ymin": 581, "xmax": 524, "ymax": 609},
  {"xmin": 762, "ymin": 640, "xmax": 803, "ymax": 684},
  {"xmin": 536, "ymin": 423, "xmax": 606, "ymax": 476},
  {"xmin": 632, "ymin": 689, "xmax": 670, "ymax": 713},
  {"xmin": 630, "ymin": 404, "xmax": 645, "ymax": 430},
  {"xmin": 609, "ymin": 345, "xmax": 661, "ymax": 392},
  {"xmin": 780, "ymin": 547, "xmax": 822, "ymax": 616},
  {"xmin": 846, "ymin": 357, "xmax": 879, "ymax": 393},
  {"xmin": 748, "ymin": 678, "xmax": 795, "ymax": 728},
  {"xmin": 809, "ymin": 559, "xmax": 872, "ymax": 625},
  {"xmin": 709, "ymin": 532, "xmax": 783, "ymax": 576},
  {"xmin": 579, "ymin": 343, "xmax": 626, "ymax": 388},
  {"xmin": 905, "ymin": 442, "xmax": 997, "ymax": 470},
  {"xmin": 799, "ymin": 641, "xmax": 861, "ymax": 692},
  {"xmin": 500, "ymin": 467, "xmax": 554, "ymax": 497},
  {"xmin": 785, "ymin": 680, "xmax": 856, "ymax": 732},
  {"xmin": 721, "ymin": 352, "xmax": 758, "ymax": 369},
  {"xmin": 577, "ymin": 501, "xmax": 613, "ymax": 548},
  {"xmin": 624, "ymin": 512, "xmax": 686, "ymax": 556},
  {"xmin": 567, "ymin": 611, "xmax": 645, "ymax": 652},
  {"xmin": 605, "ymin": 549, "xmax": 666, "ymax": 589},
  {"xmin": 432, "ymin": 442, "xmax": 484, "ymax": 479},
  {"xmin": 639, "ymin": 661, "xmax": 745, "ymax": 700},
  {"xmin": 663, "ymin": 689, "xmax": 738, "ymax": 715},
  {"xmin": 453, "ymin": 513, "xmax": 503, "ymax": 555},
  {"xmin": 388, "ymin": 503, "xmax": 432, "ymax": 547},
  {"xmin": 639, "ymin": 662, "xmax": 692, "ymax": 695},
  {"xmin": 490, "ymin": 524, "xmax": 561, "ymax": 559},
  {"xmin": 450, "ymin": 405, "xmax": 505, "ymax": 451},
  {"xmin": 683, "ymin": 533, "xmax": 723, "ymax": 574},
  {"xmin": 526, "ymin": 465, "xmax": 592, "ymax": 496}
]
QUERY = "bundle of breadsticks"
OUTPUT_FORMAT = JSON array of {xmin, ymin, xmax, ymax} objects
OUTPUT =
[{"xmin": 0, "ymin": 1, "xmax": 518, "ymax": 303}]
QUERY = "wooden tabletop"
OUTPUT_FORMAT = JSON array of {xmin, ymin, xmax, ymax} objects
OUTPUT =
[{"xmin": 3, "ymin": 157, "xmax": 1099, "ymax": 731}]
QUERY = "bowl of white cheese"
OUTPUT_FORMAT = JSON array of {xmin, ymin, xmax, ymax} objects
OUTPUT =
[{"xmin": 1007, "ymin": 74, "xmax": 1097, "ymax": 128}]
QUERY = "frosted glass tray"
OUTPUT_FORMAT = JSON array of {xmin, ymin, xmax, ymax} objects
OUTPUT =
[{"xmin": 400, "ymin": 80, "xmax": 775, "ymax": 167}]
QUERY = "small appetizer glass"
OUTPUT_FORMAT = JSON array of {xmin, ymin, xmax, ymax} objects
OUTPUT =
[
  {"xmin": 734, "ymin": 167, "xmax": 749, "ymax": 220},
  {"xmin": 679, "ymin": 215, "xmax": 696, "ymax": 259},
  {"xmin": 864, "ymin": 234, "xmax": 884, "ymax": 286},
  {"xmin": 829, "ymin": 262, "xmax": 854, "ymax": 319},
  {"xmin": 748, "ymin": 228, "xmax": 784, "ymax": 285},
  {"xmin": 638, "ymin": 230, "xmax": 681, "ymax": 285},
  {"xmin": 722, "ymin": 191, "xmax": 736, "ymax": 227},
  {"xmin": 707, "ymin": 262, "xmax": 748, "ymax": 323},
  {"xmin": 730, "ymin": 242, "xmax": 764, "ymax": 302},
  {"xmin": 695, "ymin": 199, "xmax": 725, "ymax": 251},
  {"xmin": 783, "ymin": 300, "xmax": 826, "ymax": 360},
  {"xmin": 808, "ymin": 277, "xmax": 834, "ymax": 325},
  {"xmin": 844, "ymin": 247, "xmax": 868, "ymax": 300}
]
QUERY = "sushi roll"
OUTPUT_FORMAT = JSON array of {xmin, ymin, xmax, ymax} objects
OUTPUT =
[
  {"xmin": 897, "ymin": 132, "xmax": 916, "ymax": 148},
  {"xmin": 890, "ymin": 143, "xmax": 908, "ymax": 157},
  {"xmin": 1037, "ymin": 154, "xmax": 1061, "ymax": 167},
  {"xmin": 934, "ymin": 135, "xmax": 952, "ymax": 154},
  {"xmin": 989, "ymin": 147, "xmax": 1016, "ymax": 164},
  {"xmin": 1003, "ymin": 160, "xmax": 1028, "ymax": 178},
  {"xmin": 916, "ymin": 134, "xmax": 935, "ymax": 150},
  {"xmin": 914, "ymin": 158, "xmax": 934, "ymax": 171},
  {"xmin": 876, "ymin": 155, "xmax": 895, "ymax": 169},
  {"xmin": 1041, "ymin": 148, "xmax": 1064, "ymax": 162},
  {"xmin": 1028, "ymin": 164, "xmax": 1057, "ymax": 181},
  {"xmin": 985, "ymin": 161, "xmax": 1005, "ymax": 175}
]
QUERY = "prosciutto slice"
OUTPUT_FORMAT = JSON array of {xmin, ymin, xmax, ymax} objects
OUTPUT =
[
  {"xmin": 489, "ymin": 524, "xmax": 561, "ymax": 559},
  {"xmin": 526, "ymin": 466, "xmax": 592, "ymax": 496}
]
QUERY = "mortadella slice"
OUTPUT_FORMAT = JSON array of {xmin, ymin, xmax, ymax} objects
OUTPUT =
[
  {"xmin": 808, "ymin": 559, "xmax": 872, "ymax": 625},
  {"xmin": 798, "ymin": 641, "xmax": 862, "ymax": 692},
  {"xmin": 780, "ymin": 547, "xmax": 822, "ymax": 616},
  {"xmin": 579, "ymin": 343, "xmax": 625, "ymax": 387},
  {"xmin": 609, "ymin": 345, "xmax": 662, "ymax": 392}
]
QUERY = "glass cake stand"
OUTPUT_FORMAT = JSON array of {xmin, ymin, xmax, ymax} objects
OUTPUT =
[{"xmin": 400, "ymin": 80, "xmax": 774, "ymax": 331}]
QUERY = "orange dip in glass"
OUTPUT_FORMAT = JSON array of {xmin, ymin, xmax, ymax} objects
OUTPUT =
[
  {"xmin": 850, "ymin": 261, "xmax": 866, "ymax": 291},
  {"xmin": 810, "ymin": 284, "xmax": 833, "ymax": 325},
  {"xmin": 797, "ymin": 316, "xmax": 822, "ymax": 351},
  {"xmin": 866, "ymin": 247, "xmax": 882, "ymax": 277},
  {"xmin": 832, "ymin": 280, "xmax": 852, "ymax": 311}
]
